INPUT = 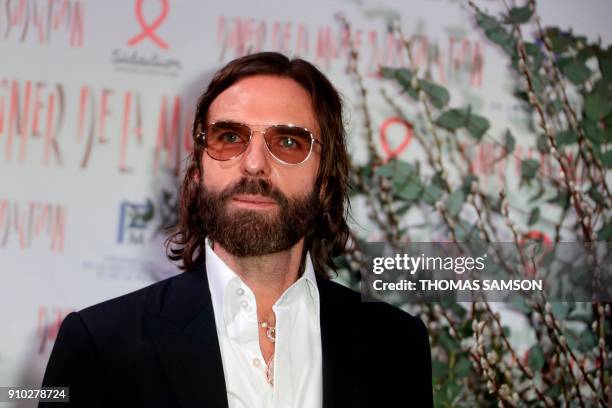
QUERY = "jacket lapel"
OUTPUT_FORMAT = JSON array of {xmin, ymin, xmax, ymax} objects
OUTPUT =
[
  {"xmin": 317, "ymin": 276, "xmax": 360, "ymax": 408},
  {"xmin": 145, "ymin": 265, "xmax": 229, "ymax": 408}
]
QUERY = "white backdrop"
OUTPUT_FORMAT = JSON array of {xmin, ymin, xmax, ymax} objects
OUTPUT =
[{"xmin": 1, "ymin": 0, "xmax": 611, "ymax": 403}]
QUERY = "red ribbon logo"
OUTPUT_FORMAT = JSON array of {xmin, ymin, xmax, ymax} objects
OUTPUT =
[
  {"xmin": 127, "ymin": 0, "xmax": 169, "ymax": 49},
  {"xmin": 379, "ymin": 117, "xmax": 413, "ymax": 161}
]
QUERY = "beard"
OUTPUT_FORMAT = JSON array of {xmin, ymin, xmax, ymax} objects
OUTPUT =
[{"xmin": 198, "ymin": 176, "xmax": 321, "ymax": 257}]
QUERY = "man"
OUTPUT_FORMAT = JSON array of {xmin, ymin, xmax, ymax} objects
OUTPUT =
[{"xmin": 41, "ymin": 52, "xmax": 432, "ymax": 407}]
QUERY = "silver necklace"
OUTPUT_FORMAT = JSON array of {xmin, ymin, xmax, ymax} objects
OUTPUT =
[
  {"xmin": 258, "ymin": 320, "xmax": 276, "ymax": 343},
  {"xmin": 258, "ymin": 319, "xmax": 275, "ymax": 385},
  {"xmin": 265, "ymin": 354, "xmax": 275, "ymax": 385}
]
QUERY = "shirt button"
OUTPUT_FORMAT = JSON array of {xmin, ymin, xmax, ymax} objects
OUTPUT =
[
  {"xmin": 236, "ymin": 288, "xmax": 245, "ymax": 296},
  {"xmin": 240, "ymin": 300, "xmax": 249, "ymax": 308},
  {"xmin": 252, "ymin": 358, "xmax": 261, "ymax": 367}
]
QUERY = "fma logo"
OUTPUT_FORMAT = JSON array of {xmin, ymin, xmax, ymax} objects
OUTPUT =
[
  {"xmin": 127, "ymin": 0, "xmax": 169, "ymax": 49},
  {"xmin": 117, "ymin": 199, "xmax": 155, "ymax": 244}
]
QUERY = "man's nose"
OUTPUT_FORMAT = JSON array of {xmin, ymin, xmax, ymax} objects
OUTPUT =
[{"xmin": 240, "ymin": 130, "xmax": 271, "ymax": 177}]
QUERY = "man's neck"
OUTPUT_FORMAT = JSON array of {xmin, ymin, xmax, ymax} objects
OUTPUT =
[{"xmin": 211, "ymin": 238, "xmax": 306, "ymax": 321}]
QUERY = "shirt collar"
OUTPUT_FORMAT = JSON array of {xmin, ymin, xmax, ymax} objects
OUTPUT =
[{"xmin": 205, "ymin": 238, "xmax": 320, "ymax": 328}]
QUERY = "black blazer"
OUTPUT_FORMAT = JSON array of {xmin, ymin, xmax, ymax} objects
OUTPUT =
[{"xmin": 40, "ymin": 265, "xmax": 433, "ymax": 407}]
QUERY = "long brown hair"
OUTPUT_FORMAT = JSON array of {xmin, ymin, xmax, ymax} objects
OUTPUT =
[{"xmin": 165, "ymin": 52, "xmax": 350, "ymax": 279}]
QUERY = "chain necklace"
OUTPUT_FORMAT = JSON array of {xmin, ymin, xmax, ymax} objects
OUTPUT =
[
  {"xmin": 265, "ymin": 354, "xmax": 275, "ymax": 386},
  {"xmin": 258, "ymin": 320, "xmax": 276, "ymax": 343},
  {"xmin": 258, "ymin": 319, "xmax": 276, "ymax": 385}
]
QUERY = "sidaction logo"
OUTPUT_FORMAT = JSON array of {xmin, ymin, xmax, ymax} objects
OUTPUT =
[
  {"xmin": 127, "ymin": 0, "xmax": 169, "ymax": 50},
  {"xmin": 111, "ymin": 0, "xmax": 181, "ymax": 76}
]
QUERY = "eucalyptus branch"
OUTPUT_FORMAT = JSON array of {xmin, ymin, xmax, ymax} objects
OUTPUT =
[
  {"xmin": 537, "ymin": 299, "xmax": 607, "ymax": 406},
  {"xmin": 339, "ymin": 14, "xmax": 403, "ymax": 244},
  {"xmin": 511, "ymin": 12, "xmax": 598, "ymax": 247},
  {"xmin": 396, "ymin": 27, "xmax": 453, "ymax": 194},
  {"xmin": 482, "ymin": 302, "xmax": 554, "ymax": 407},
  {"xmin": 471, "ymin": 315, "xmax": 520, "ymax": 407},
  {"xmin": 533, "ymin": 15, "xmax": 612, "ymax": 206},
  {"xmin": 379, "ymin": 88, "xmax": 447, "ymax": 185}
]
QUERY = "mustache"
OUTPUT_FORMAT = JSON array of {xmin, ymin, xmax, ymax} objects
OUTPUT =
[{"xmin": 218, "ymin": 177, "xmax": 289, "ymax": 207}]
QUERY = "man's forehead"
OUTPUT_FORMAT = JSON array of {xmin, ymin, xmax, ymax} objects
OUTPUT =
[{"xmin": 207, "ymin": 75, "xmax": 319, "ymax": 132}]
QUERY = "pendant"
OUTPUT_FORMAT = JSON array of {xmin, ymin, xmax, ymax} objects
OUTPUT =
[
  {"xmin": 265, "ymin": 356, "xmax": 275, "ymax": 385},
  {"xmin": 266, "ymin": 326, "xmax": 276, "ymax": 343}
]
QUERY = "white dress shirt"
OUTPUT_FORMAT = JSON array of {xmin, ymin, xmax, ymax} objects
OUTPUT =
[{"xmin": 205, "ymin": 239, "xmax": 323, "ymax": 408}]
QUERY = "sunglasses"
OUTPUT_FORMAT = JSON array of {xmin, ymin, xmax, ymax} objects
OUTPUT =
[{"xmin": 198, "ymin": 121, "xmax": 322, "ymax": 165}]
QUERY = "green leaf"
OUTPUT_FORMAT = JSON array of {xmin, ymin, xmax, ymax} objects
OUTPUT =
[
  {"xmin": 588, "ymin": 185, "xmax": 605, "ymax": 206},
  {"xmin": 382, "ymin": 68, "xmax": 420, "ymax": 101},
  {"xmin": 561, "ymin": 61, "xmax": 592, "ymax": 85},
  {"xmin": 546, "ymin": 385, "xmax": 562, "ymax": 399},
  {"xmin": 431, "ymin": 171, "xmax": 446, "ymax": 189},
  {"xmin": 454, "ymin": 221, "xmax": 477, "ymax": 241},
  {"xmin": 529, "ymin": 70, "xmax": 546, "ymax": 93},
  {"xmin": 435, "ymin": 109, "xmax": 467, "ymax": 131},
  {"xmin": 394, "ymin": 68, "xmax": 413, "ymax": 83},
  {"xmin": 379, "ymin": 66, "xmax": 396, "ymax": 79},
  {"xmin": 576, "ymin": 46, "xmax": 596, "ymax": 63},
  {"xmin": 423, "ymin": 183, "xmax": 444, "ymax": 206},
  {"xmin": 465, "ymin": 113, "xmax": 490, "ymax": 141},
  {"xmin": 557, "ymin": 57, "xmax": 574, "ymax": 69},
  {"xmin": 453, "ymin": 355, "xmax": 472, "ymax": 378},
  {"xmin": 521, "ymin": 159, "xmax": 540, "ymax": 181},
  {"xmin": 475, "ymin": 11, "xmax": 499, "ymax": 31},
  {"xmin": 512, "ymin": 297, "xmax": 531, "ymax": 313},
  {"xmin": 550, "ymin": 35, "xmax": 570, "ymax": 54},
  {"xmin": 551, "ymin": 302, "xmax": 569, "ymax": 320},
  {"xmin": 585, "ymin": 93, "xmax": 610, "ymax": 120},
  {"xmin": 461, "ymin": 174, "xmax": 478, "ymax": 196},
  {"xmin": 536, "ymin": 133, "xmax": 549, "ymax": 153},
  {"xmin": 431, "ymin": 360, "xmax": 448, "ymax": 379},
  {"xmin": 487, "ymin": 27, "xmax": 514, "ymax": 48},
  {"xmin": 438, "ymin": 332, "xmax": 460, "ymax": 353},
  {"xmin": 547, "ymin": 190, "xmax": 570, "ymax": 209},
  {"xmin": 419, "ymin": 79, "xmax": 450, "ymax": 109},
  {"xmin": 375, "ymin": 159, "xmax": 416, "ymax": 184},
  {"xmin": 524, "ymin": 42, "xmax": 544, "ymax": 69},
  {"xmin": 597, "ymin": 53, "xmax": 612, "ymax": 79},
  {"xmin": 549, "ymin": 99, "xmax": 563, "ymax": 114},
  {"xmin": 601, "ymin": 150, "xmax": 612, "ymax": 168},
  {"xmin": 578, "ymin": 329, "xmax": 597, "ymax": 352},
  {"xmin": 597, "ymin": 219, "xmax": 612, "ymax": 240},
  {"xmin": 556, "ymin": 129, "xmax": 578, "ymax": 148},
  {"xmin": 504, "ymin": 129, "xmax": 516, "ymax": 156},
  {"xmin": 446, "ymin": 189, "xmax": 466, "ymax": 217},
  {"xmin": 527, "ymin": 344, "xmax": 545, "ymax": 371},
  {"xmin": 582, "ymin": 119, "xmax": 606, "ymax": 144},
  {"xmin": 524, "ymin": 42, "xmax": 541, "ymax": 57},
  {"xmin": 397, "ymin": 179, "xmax": 424, "ymax": 201},
  {"xmin": 527, "ymin": 207, "xmax": 540, "ymax": 226},
  {"xmin": 505, "ymin": 5, "xmax": 533, "ymax": 24}
]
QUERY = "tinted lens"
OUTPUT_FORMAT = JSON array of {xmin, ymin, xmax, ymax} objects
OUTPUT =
[
  {"xmin": 265, "ymin": 125, "xmax": 313, "ymax": 164},
  {"xmin": 206, "ymin": 122, "xmax": 251, "ymax": 160}
]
